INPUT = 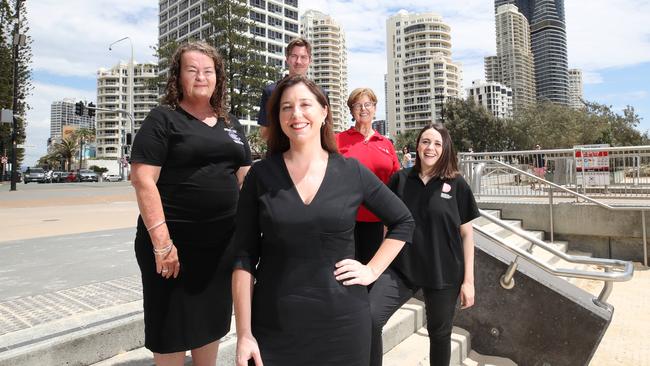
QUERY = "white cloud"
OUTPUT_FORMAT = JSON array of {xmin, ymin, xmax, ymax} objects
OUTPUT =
[
  {"xmin": 582, "ymin": 71, "xmax": 604, "ymax": 85},
  {"xmin": 28, "ymin": 0, "xmax": 158, "ymax": 77},
  {"xmin": 20, "ymin": 0, "xmax": 650, "ymax": 165},
  {"xmin": 566, "ymin": 0, "xmax": 650, "ymax": 69}
]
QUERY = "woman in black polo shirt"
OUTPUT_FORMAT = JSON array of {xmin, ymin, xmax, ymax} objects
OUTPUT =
[{"xmin": 368, "ymin": 123, "xmax": 479, "ymax": 366}]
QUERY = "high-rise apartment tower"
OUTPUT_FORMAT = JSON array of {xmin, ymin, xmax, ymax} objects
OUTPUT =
[
  {"xmin": 301, "ymin": 10, "xmax": 348, "ymax": 132},
  {"xmin": 386, "ymin": 11, "xmax": 463, "ymax": 136},
  {"xmin": 486, "ymin": 4, "xmax": 536, "ymax": 112},
  {"xmin": 49, "ymin": 99, "xmax": 95, "ymax": 142},
  {"xmin": 494, "ymin": 0, "xmax": 569, "ymax": 104},
  {"xmin": 568, "ymin": 68, "xmax": 583, "ymax": 109},
  {"xmin": 466, "ymin": 80, "xmax": 513, "ymax": 119},
  {"xmin": 95, "ymin": 62, "xmax": 159, "ymax": 159},
  {"xmin": 158, "ymin": 0, "xmax": 300, "ymax": 129}
]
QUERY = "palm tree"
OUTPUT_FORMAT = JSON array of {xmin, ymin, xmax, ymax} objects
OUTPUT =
[
  {"xmin": 37, "ymin": 152, "xmax": 62, "ymax": 170},
  {"xmin": 74, "ymin": 128, "xmax": 96, "ymax": 170},
  {"xmin": 54, "ymin": 137, "xmax": 78, "ymax": 171}
]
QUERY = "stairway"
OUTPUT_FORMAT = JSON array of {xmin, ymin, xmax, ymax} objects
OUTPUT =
[{"xmin": 95, "ymin": 209, "xmax": 603, "ymax": 366}]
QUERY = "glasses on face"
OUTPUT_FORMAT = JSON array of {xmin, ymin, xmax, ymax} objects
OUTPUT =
[{"xmin": 351, "ymin": 102, "xmax": 376, "ymax": 111}]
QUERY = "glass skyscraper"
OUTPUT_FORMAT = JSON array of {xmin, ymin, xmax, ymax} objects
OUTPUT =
[{"xmin": 494, "ymin": 0, "xmax": 569, "ymax": 105}]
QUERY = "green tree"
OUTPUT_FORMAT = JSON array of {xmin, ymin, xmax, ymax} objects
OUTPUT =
[
  {"xmin": 149, "ymin": 39, "xmax": 180, "ymax": 95},
  {"xmin": 246, "ymin": 127, "xmax": 266, "ymax": 159},
  {"xmin": 203, "ymin": 0, "xmax": 280, "ymax": 119},
  {"xmin": 53, "ymin": 137, "xmax": 78, "ymax": 171},
  {"xmin": 37, "ymin": 152, "xmax": 61, "ymax": 170},
  {"xmin": 74, "ymin": 128, "xmax": 95, "ymax": 169},
  {"xmin": 444, "ymin": 98, "xmax": 513, "ymax": 152},
  {"xmin": 395, "ymin": 129, "xmax": 419, "ymax": 153},
  {"xmin": 0, "ymin": 0, "xmax": 32, "ymax": 168}
]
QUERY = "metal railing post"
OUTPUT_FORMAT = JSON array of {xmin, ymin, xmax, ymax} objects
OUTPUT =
[
  {"xmin": 500, "ymin": 257, "xmax": 519, "ymax": 290},
  {"xmin": 643, "ymin": 210, "xmax": 648, "ymax": 267},
  {"xmin": 549, "ymin": 188, "xmax": 554, "ymax": 243}
]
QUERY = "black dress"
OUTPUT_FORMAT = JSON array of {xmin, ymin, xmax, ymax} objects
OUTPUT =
[
  {"xmin": 233, "ymin": 153, "xmax": 414, "ymax": 366},
  {"xmin": 130, "ymin": 106, "xmax": 251, "ymax": 353}
]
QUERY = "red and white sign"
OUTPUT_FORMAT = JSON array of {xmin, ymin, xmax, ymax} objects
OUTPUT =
[
  {"xmin": 1, "ymin": 156, "xmax": 7, "ymax": 164},
  {"xmin": 574, "ymin": 144, "xmax": 610, "ymax": 186}
]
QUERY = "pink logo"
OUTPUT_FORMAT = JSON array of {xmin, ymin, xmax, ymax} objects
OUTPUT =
[{"xmin": 442, "ymin": 183, "xmax": 452, "ymax": 193}]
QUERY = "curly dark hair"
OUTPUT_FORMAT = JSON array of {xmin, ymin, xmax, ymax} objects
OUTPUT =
[
  {"xmin": 266, "ymin": 75, "xmax": 338, "ymax": 155},
  {"xmin": 161, "ymin": 41, "xmax": 227, "ymax": 118}
]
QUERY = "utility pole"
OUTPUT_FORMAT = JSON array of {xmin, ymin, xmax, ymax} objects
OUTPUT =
[{"xmin": 10, "ymin": 0, "xmax": 24, "ymax": 191}]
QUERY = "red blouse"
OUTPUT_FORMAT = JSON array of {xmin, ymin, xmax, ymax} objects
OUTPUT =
[{"xmin": 336, "ymin": 127, "xmax": 400, "ymax": 222}]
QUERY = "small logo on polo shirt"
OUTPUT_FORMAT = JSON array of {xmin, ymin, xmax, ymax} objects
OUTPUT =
[
  {"xmin": 224, "ymin": 128, "xmax": 244, "ymax": 145},
  {"xmin": 441, "ymin": 183, "xmax": 452, "ymax": 199},
  {"xmin": 378, "ymin": 147, "xmax": 390, "ymax": 155}
]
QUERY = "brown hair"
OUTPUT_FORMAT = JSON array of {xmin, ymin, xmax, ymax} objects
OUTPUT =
[
  {"xmin": 285, "ymin": 38, "xmax": 312, "ymax": 58},
  {"xmin": 414, "ymin": 123, "xmax": 459, "ymax": 179},
  {"xmin": 161, "ymin": 41, "xmax": 227, "ymax": 118},
  {"xmin": 266, "ymin": 75, "xmax": 338, "ymax": 155}
]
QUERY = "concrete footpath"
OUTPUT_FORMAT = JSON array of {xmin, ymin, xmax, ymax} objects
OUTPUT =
[{"xmin": 1, "ymin": 182, "xmax": 649, "ymax": 365}]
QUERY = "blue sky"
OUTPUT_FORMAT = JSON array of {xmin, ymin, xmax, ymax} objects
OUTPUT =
[{"xmin": 20, "ymin": 0, "xmax": 650, "ymax": 166}]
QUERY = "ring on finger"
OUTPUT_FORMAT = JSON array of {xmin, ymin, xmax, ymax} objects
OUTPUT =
[{"xmin": 162, "ymin": 269, "xmax": 169, "ymax": 273}]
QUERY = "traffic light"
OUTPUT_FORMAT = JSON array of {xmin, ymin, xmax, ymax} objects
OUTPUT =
[
  {"xmin": 126, "ymin": 133, "xmax": 132, "ymax": 145},
  {"xmin": 75, "ymin": 101, "xmax": 84, "ymax": 116},
  {"xmin": 87, "ymin": 102, "xmax": 96, "ymax": 117}
]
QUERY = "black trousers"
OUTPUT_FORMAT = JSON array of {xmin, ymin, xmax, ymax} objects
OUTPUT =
[{"xmin": 368, "ymin": 268, "xmax": 461, "ymax": 366}]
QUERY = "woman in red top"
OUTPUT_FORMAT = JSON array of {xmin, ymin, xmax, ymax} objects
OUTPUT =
[{"xmin": 336, "ymin": 88, "xmax": 400, "ymax": 265}]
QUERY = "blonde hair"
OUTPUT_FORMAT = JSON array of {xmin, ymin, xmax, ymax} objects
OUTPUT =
[{"xmin": 347, "ymin": 88, "xmax": 378, "ymax": 111}]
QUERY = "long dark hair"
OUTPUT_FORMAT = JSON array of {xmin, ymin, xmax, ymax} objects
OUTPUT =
[
  {"xmin": 161, "ymin": 41, "xmax": 227, "ymax": 118},
  {"xmin": 266, "ymin": 75, "xmax": 338, "ymax": 155},
  {"xmin": 414, "ymin": 123, "xmax": 459, "ymax": 179}
]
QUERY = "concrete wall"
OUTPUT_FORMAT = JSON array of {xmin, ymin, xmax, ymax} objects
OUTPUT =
[
  {"xmin": 455, "ymin": 231, "xmax": 613, "ymax": 366},
  {"xmin": 479, "ymin": 201, "xmax": 649, "ymax": 262}
]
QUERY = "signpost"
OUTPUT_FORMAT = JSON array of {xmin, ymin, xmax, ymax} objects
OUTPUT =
[{"xmin": 575, "ymin": 144, "xmax": 610, "ymax": 187}]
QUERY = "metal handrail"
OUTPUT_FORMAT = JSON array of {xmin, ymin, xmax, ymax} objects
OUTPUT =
[
  {"xmin": 474, "ymin": 209, "xmax": 634, "ymax": 306},
  {"xmin": 463, "ymin": 158, "xmax": 650, "ymax": 266}
]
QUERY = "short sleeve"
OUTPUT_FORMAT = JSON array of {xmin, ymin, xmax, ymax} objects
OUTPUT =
[
  {"xmin": 455, "ymin": 176, "xmax": 480, "ymax": 225},
  {"xmin": 130, "ymin": 107, "xmax": 169, "ymax": 166},
  {"xmin": 388, "ymin": 143, "xmax": 401, "ymax": 174},
  {"xmin": 229, "ymin": 114, "xmax": 252, "ymax": 166},
  {"xmin": 232, "ymin": 165, "xmax": 261, "ymax": 272},
  {"xmin": 356, "ymin": 161, "xmax": 414, "ymax": 243}
]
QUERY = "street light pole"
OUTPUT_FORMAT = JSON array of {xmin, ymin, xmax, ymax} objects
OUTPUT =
[
  {"xmin": 109, "ymin": 37, "xmax": 135, "ymax": 180},
  {"xmin": 9, "ymin": 0, "xmax": 24, "ymax": 191}
]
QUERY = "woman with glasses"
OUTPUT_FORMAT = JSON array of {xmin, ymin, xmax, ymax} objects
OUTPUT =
[{"xmin": 336, "ymin": 88, "xmax": 401, "ymax": 268}]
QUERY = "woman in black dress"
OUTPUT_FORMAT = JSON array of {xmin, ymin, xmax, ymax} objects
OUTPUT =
[
  {"xmin": 369, "ymin": 123, "xmax": 479, "ymax": 366},
  {"xmin": 130, "ymin": 42, "xmax": 251, "ymax": 366},
  {"xmin": 232, "ymin": 75, "xmax": 414, "ymax": 366}
]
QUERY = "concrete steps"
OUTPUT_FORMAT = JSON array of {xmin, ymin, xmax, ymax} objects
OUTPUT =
[{"xmin": 383, "ymin": 326, "xmax": 516, "ymax": 366}]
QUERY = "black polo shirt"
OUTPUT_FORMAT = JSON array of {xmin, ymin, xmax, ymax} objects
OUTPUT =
[{"xmin": 388, "ymin": 168, "xmax": 479, "ymax": 289}]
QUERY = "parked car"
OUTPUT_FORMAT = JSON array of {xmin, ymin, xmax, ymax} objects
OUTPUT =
[
  {"xmin": 23, "ymin": 168, "xmax": 47, "ymax": 184},
  {"xmin": 50, "ymin": 171, "xmax": 67, "ymax": 183},
  {"xmin": 104, "ymin": 174, "xmax": 122, "ymax": 182},
  {"xmin": 65, "ymin": 171, "xmax": 78, "ymax": 182},
  {"xmin": 78, "ymin": 169, "xmax": 99, "ymax": 182}
]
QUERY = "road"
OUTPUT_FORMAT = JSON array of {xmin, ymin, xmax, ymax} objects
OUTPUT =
[
  {"xmin": 0, "ymin": 227, "xmax": 138, "ymax": 301},
  {"xmin": 0, "ymin": 181, "xmax": 139, "ymax": 242},
  {"xmin": 0, "ymin": 181, "xmax": 140, "ymax": 300}
]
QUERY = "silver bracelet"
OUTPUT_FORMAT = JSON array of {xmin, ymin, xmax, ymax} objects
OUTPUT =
[
  {"xmin": 147, "ymin": 220, "xmax": 166, "ymax": 232},
  {"xmin": 153, "ymin": 241, "xmax": 174, "ymax": 256}
]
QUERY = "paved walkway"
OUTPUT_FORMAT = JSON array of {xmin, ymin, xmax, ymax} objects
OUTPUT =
[{"xmin": 0, "ymin": 183, "xmax": 648, "ymax": 364}]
